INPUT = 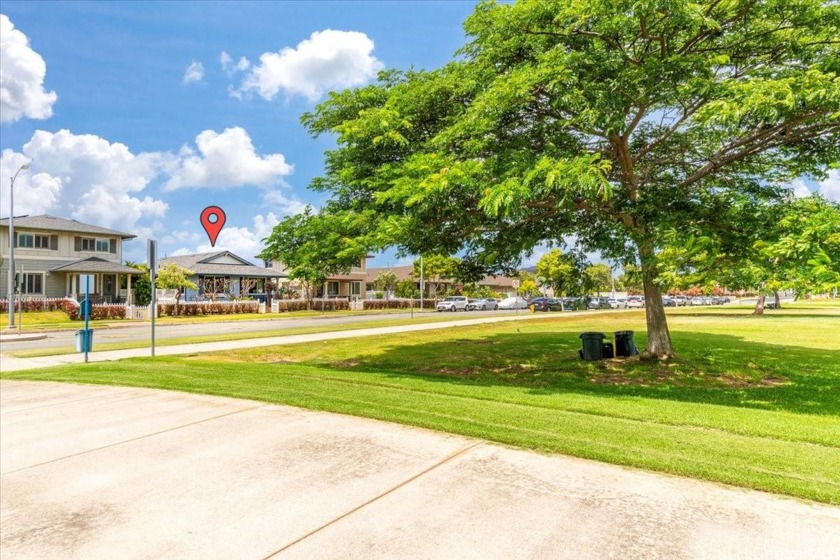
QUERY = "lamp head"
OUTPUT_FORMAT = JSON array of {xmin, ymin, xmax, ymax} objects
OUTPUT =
[{"xmin": 20, "ymin": 163, "xmax": 30, "ymax": 170}]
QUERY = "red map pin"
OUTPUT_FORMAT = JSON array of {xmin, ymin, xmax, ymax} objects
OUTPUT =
[{"xmin": 200, "ymin": 206, "xmax": 226, "ymax": 247}]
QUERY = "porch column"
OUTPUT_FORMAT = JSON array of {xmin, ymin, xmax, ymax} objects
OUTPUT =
[{"xmin": 127, "ymin": 274, "xmax": 133, "ymax": 305}]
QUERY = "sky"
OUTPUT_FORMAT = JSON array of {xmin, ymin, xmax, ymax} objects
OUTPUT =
[{"xmin": 1, "ymin": 1, "xmax": 838, "ymax": 268}]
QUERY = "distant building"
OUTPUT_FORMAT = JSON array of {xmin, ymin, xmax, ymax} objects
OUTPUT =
[
  {"xmin": 159, "ymin": 251, "xmax": 284, "ymax": 300},
  {"xmin": 365, "ymin": 265, "xmax": 518, "ymax": 298},
  {"xmin": 0, "ymin": 214, "xmax": 143, "ymax": 303},
  {"xmin": 261, "ymin": 256, "xmax": 370, "ymax": 301}
]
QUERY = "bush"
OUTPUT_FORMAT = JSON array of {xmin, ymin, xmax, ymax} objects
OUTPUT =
[
  {"xmin": 0, "ymin": 298, "xmax": 74, "ymax": 313},
  {"xmin": 363, "ymin": 299, "xmax": 437, "ymax": 310},
  {"xmin": 273, "ymin": 300, "xmax": 309, "ymax": 313},
  {"xmin": 310, "ymin": 299, "xmax": 350, "ymax": 311},
  {"xmin": 156, "ymin": 301, "xmax": 260, "ymax": 317}
]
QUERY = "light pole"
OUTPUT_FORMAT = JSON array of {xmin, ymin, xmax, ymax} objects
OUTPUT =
[{"xmin": 7, "ymin": 163, "xmax": 29, "ymax": 329}]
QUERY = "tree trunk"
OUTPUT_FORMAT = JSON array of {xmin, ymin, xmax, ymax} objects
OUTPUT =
[
  {"xmin": 322, "ymin": 282, "xmax": 327, "ymax": 311},
  {"xmin": 753, "ymin": 294, "xmax": 765, "ymax": 315},
  {"xmin": 773, "ymin": 290, "xmax": 781, "ymax": 309},
  {"xmin": 638, "ymin": 242, "xmax": 676, "ymax": 358}
]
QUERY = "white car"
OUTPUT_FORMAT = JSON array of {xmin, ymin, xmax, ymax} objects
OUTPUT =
[
  {"xmin": 609, "ymin": 298, "xmax": 627, "ymax": 309},
  {"xmin": 626, "ymin": 296, "xmax": 645, "ymax": 308},
  {"xmin": 436, "ymin": 296, "xmax": 469, "ymax": 312},
  {"xmin": 497, "ymin": 296, "xmax": 528, "ymax": 310}
]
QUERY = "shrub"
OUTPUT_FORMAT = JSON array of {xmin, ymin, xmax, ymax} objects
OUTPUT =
[{"xmin": 363, "ymin": 299, "xmax": 436, "ymax": 310}]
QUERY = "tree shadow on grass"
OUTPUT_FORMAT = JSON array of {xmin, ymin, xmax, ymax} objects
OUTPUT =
[
  {"xmin": 673, "ymin": 312, "xmax": 838, "ymax": 319},
  {"xmin": 320, "ymin": 331, "xmax": 840, "ymax": 416}
]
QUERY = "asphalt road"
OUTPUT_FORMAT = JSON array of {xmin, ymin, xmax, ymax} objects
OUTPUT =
[
  {"xmin": 2, "ymin": 381, "xmax": 837, "ymax": 560},
  {"xmin": 0, "ymin": 309, "xmax": 530, "ymax": 352}
]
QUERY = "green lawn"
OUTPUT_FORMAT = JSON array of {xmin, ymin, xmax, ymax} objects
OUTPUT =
[{"xmin": 3, "ymin": 307, "xmax": 838, "ymax": 504}]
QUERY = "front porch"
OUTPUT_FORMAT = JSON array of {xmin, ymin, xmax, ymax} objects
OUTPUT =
[{"xmin": 51, "ymin": 257, "xmax": 144, "ymax": 304}]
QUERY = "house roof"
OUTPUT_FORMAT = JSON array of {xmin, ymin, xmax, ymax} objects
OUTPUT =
[
  {"xmin": 365, "ymin": 266, "xmax": 517, "ymax": 288},
  {"xmin": 50, "ymin": 257, "xmax": 144, "ymax": 274},
  {"xmin": 0, "ymin": 215, "xmax": 136, "ymax": 239},
  {"xmin": 159, "ymin": 251, "xmax": 284, "ymax": 279}
]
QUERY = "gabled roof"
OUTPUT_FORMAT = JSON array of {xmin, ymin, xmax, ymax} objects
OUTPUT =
[
  {"xmin": 0, "ymin": 215, "xmax": 136, "ymax": 239},
  {"xmin": 50, "ymin": 257, "xmax": 144, "ymax": 274},
  {"xmin": 159, "ymin": 251, "xmax": 284, "ymax": 278}
]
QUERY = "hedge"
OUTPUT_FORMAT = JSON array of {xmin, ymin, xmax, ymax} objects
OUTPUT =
[
  {"xmin": 363, "ymin": 299, "xmax": 437, "ymax": 310},
  {"xmin": 157, "ymin": 301, "xmax": 259, "ymax": 317}
]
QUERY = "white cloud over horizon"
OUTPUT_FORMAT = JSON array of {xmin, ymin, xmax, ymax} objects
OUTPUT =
[
  {"xmin": 163, "ymin": 127, "xmax": 293, "ymax": 190},
  {"xmin": 0, "ymin": 14, "xmax": 58, "ymax": 123},
  {"xmin": 0, "ymin": 130, "xmax": 167, "ymax": 235},
  {"xmin": 818, "ymin": 169, "xmax": 840, "ymax": 202},
  {"xmin": 182, "ymin": 61, "xmax": 204, "ymax": 84},
  {"xmin": 230, "ymin": 29, "xmax": 383, "ymax": 101},
  {"xmin": 192, "ymin": 212, "xmax": 283, "ymax": 259}
]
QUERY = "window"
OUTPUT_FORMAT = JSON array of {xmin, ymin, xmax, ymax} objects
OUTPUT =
[
  {"xmin": 21, "ymin": 273, "xmax": 44, "ymax": 295},
  {"xmin": 77, "ymin": 237, "xmax": 115, "ymax": 253},
  {"xmin": 327, "ymin": 281, "xmax": 339, "ymax": 296},
  {"xmin": 17, "ymin": 233, "xmax": 33, "ymax": 248},
  {"xmin": 34, "ymin": 235, "xmax": 51, "ymax": 249},
  {"xmin": 350, "ymin": 282, "xmax": 361, "ymax": 296}
]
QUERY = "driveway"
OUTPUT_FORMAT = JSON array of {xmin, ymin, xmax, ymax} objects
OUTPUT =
[{"xmin": 1, "ymin": 381, "xmax": 838, "ymax": 559}]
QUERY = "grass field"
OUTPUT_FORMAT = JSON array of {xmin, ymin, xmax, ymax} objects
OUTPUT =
[{"xmin": 3, "ymin": 305, "xmax": 838, "ymax": 504}]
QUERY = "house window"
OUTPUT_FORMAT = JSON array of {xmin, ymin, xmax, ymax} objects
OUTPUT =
[
  {"xmin": 21, "ymin": 273, "xmax": 44, "ymax": 295},
  {"xmin": 327, "ymin": 281, "xmax": 339, "ymax": 296},
  {"xmin": 351, "ymin": 282, "xmax": 361, "ymax": 296},
  {"xmin": 17, "ymin": 234, "xmax": 33, "ymax": 248},
  {"xmin": 77, "ymin": 237, "xmax": 115, "ymax": 253}
]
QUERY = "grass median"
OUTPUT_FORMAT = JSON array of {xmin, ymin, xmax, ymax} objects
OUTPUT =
[{"xmin": 3, "ymin": 306, "xmax": 838, "ymax": 504}]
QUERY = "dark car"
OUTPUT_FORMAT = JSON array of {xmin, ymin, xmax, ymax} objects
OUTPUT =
[
  {"xmin": 587, "ymin": 296, "xmax": 613, "ymax": 310},
  {"xmin": 527, "ymin": 297, "xmax": 563, "ymax": 312},
  {"xmin": 662, "ymin": 297, "xmax": 677, "ymax": 307},
  {"xmin": 562, "ymin": 297, "xmax": 586, "ymax": 310}
]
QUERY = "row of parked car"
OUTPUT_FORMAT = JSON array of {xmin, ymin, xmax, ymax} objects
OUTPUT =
[{"xmin": 436, "ymin": 293, "xmax": 735, "ymax": 312}]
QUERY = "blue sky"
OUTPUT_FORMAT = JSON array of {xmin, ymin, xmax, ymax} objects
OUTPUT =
[
  {"xmin": 0, "ymin": 0, "xmax": 477, "ymax": 265},
  {"xmin": 1, "ymin": 1, "xmax": 837, "ymax": 268}
]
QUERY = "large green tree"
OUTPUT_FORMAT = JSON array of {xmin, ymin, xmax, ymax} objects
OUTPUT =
[
  {"xmin": 300, "ymin": 0, "xmax": 840, "ymax": 357},
  {"xmin": 535, "ymin": 249, "xmax": 587, "ymax": 297},
  {"xmin": 260, "ymin": 207, "xmax": 369, "ymax": 309},
  {"xmin": 412, "ymin": 255, "xmax": 460, "ymax": 297}
]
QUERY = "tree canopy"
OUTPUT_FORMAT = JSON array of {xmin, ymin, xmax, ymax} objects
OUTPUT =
[
  {"xmin": 155, "ymin": 263, "xmax": 198, "ymax": 306},
  {"xmin": 297, "ymin": 0, "xmax": 840, "ymax": 357}
]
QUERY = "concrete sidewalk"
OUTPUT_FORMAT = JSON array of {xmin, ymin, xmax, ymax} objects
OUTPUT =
[
  {"xmin": 2, "ymin": 381, "xmax": 837, "ymax": 559},
  {"xmin": 0, "ymin": 312, "xmax": 555, "ymax": 372}
]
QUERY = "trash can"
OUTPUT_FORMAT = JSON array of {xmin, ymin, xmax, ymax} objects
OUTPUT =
[
  {"xmin": 75, "ymin": 329, "xmax": 94, "ymax": 353},
  {"xmin": 579, "ymin": 332, "xmax": 606, "ymax": 360},
  {"xmin": 614, "ymin": 330, "xmax": 638, "ymax": 357}
]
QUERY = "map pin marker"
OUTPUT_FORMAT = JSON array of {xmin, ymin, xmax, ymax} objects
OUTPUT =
[{"xmin": 200, "ymin": 206, "xmax": 226, "ymax": 247}]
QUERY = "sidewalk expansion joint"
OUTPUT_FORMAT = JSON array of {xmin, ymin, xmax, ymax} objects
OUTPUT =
[
  {"xmin": 0, "ymin": 403, "xmax": 267, "ymax": 476},
  {"xmin": 261, "ymin": 441, "xmax": 483, "ymax": 559}
]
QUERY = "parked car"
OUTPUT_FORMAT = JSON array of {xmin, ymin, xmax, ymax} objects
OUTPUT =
[
  {"xmin": 467, "ymin": 297, "xmax": 498, "ymax": 311},
  {"xmin": 587, "ymin": 296, "xmax": 613, "ymax": 310},
  {"xmin": 710, "ymin": 296, "xmax": 730, "ymax": 305},
  {"xmin": 626, "ymin": 296, "xmax": 645, "ymax": 308},
  {"xmin": 497, "ymin": 296, "xmax": 529, "ymax": 310},
  {"xmin": 609, "ymin": 298, "xmax": 627, "ymax": 309},
  {"xmin": 561, "ymin": 297, "xmax": 586, "ymax": 310},
  {"xmin": 671, "ymin": 295, "xmax": 689, "ymax": 307},
  {"xmin": 436, "ymin": 296, "xmax": 469, "ymax": 312},
  {"xmin": 662, "ymin": 297, "xmax": 676, "ymax": 307},
  {"xmin": 689, "ymin": 296, "xmax": 706, "ymax": 306},
  {"xmin": 527, "ymin": 297, "xmax": 563, "ymax": 312}
]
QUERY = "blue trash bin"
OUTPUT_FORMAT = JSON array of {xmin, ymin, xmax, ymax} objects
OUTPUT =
[{"xmin": 75, "ymin": 329, "xmax": 94, "ymax": 352}]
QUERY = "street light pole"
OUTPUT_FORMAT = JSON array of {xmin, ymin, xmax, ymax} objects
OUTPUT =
[{"xmin": 7, "ymin": 164, "xmax": 29, "ymax": 329}]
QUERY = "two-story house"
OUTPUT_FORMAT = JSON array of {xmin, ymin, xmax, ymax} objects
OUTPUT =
[
  {"xmin": 0, "ymin": 215, "xmax": 143, "ymax": 303},
  {"xmin": 262, "ymin": 256, "xmax": 370, "ymax": 301},
  {"xmin": 159, "ymin": 251, "xmax": 284, "ymax": 301}
]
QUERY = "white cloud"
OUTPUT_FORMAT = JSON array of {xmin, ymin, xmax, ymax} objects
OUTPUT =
[
  {"xmin": 164, "ymin": 127, "xmax": 293, "ymax": 190},
  {"xmin": 0, "ymin": 130, "xmax": 168, "ymax": 233},
  {"xmin": 788, "ymin": 179, "xmax": 812, "ymax": 198},
  {"xmin": 195, "ymin": 212, "xmax": 281, "ymax": 258},
  {"xmin": 818, "ymin": 169, "xmax": 840, "ymax": 202},
  {"xmin": 233, "ymin": 29, "xmax": 383, "ymax": 101},
  {"xmin": 220, "ymin": 51, "xmax": 249, "ymax": 75},
  {"xmin": 182, "ymin": 61, "xmax": 204, "ymax": 84},
  {"xmin": 0, "ymin": 14, "xmax": 57, "ymax": 122},
  {"xmin": 262, "ymin": 189, "xmax": 307, "ymax": 216}
]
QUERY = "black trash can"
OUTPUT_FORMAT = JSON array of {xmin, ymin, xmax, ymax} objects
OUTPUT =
[
  {"xmin": 579, "ymin": 332, "xmax": 606, "ymax": 360},
  {"xmin": 614, "ymin": 330, "xmax": 639, "ymax": 357}
]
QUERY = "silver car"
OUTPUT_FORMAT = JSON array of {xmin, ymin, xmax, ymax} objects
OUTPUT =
[{"xmin": 467, "ymin": 298, "xmax": 498, "ymax": 311}]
